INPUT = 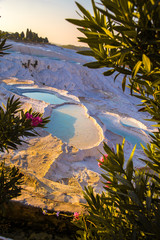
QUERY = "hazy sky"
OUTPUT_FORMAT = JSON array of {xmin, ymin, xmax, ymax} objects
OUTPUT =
[{"xmin": 0, "ymin": 0, "xmax": 100, "ymax": 46}]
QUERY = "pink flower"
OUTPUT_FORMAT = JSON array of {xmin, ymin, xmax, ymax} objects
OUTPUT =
[
  {"xmin": 98, "ymin": 154, "xmax": 108, "ymax": 167},
  {"xmin": 136, "ymin": 87, "xmax": 140, "ymax": 94},
  {"xmin": 31, "ymin": 116, "xmax": 43, "ymax": 127},
  {"xmin": 73, "ymin": 212, "xmax": 80, "ymax": 221},
  {"xmin": 25, "ymin": 112, "xmax": 33, "ymax": 119},
  {"xmin": 98, "ymin": 162, "xmax": 102, "ymax": 167},
  {"xmin": 99, "ymin": 156, "xmax": 104, "ymax": 163},
  {"xmin": 26, "ymin": 112, "xmax": 43, "ymax": 127},
  {"xmin": 105, "ymin": 181, "xmax": 111, "ymax": 188}
]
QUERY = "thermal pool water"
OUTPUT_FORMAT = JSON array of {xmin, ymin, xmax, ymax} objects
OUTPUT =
[
  {"xmin": 21, "ymin": 89, "xmax": 149, "ymax": 149},
  {"xmin": 21, "ymin": 89, "xmax": 103, "ymax": 149},
  {"xmin": 22, "ymin": 91, "xmax": 67, "ymax": 104},
  {"xmin": 99, "ymin": 113, "xmax": 149, "ymax": 148},
  {"xmin": 47, "ymin": 104, "xmax": 103, "ymax": 149}
]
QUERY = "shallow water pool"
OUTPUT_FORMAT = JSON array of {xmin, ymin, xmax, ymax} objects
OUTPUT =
[
  {"xmin": 22, "ymin": 91, "xmax": 67, "ymax": 104},
  {"xmin": 99, "ymin": 114, "xmax": 147, "ymax": 148},
  {"xmin": 21, "ymin": 89, "xmax": 147, "ymax": 149},
  {"xmin": 47, "ymin": 104, "xmax": 102, "ymax": 149}
]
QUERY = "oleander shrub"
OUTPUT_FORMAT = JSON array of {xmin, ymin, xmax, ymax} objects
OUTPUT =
[
  {"xmin": 67, "ymin": 0, "xmax": 160, "ymax": 239},
  {"xmin": 0, "ymin": 161, "xmax": 23, "ymax": 205},
  {"xmin": 0, "ymin": 35, "xmax": 49, "ymax": 205},
  {"xmin": 0, "ymin": 95, "xmax": 49, "ymax": 205},
  {"xmin": 0, "ymin": 96, "xmax": 49, "ymax": 152}
]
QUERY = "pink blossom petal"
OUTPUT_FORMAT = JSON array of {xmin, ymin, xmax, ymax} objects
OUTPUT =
[
  {"xmin": 73, "ymin": 212, "xmax": 80, "ymax": 221},
  {"xmin": 74, "ymin": 212, "xmax": 79, "ymax": 217},
  {"xmin": 31, "ymin": 116, "xmax": 43, "ymax": 127},
  {"xmin": 25, "ymin": 112, "xmax": 33, "ymax": 119},
  {"xmin": 105, "ymin": 181, "xmax": 111, "ymax": 188},
  {"xmin": 99, "ymin": 156, "xmax": 104, "ymax": 162},
  {"xmin": 98, "ymin": 162, "xmax": 102, "ymax": 167},
  {"xmin": 107, "ymin": 181, "xmax": 111, "ymax": 184}
]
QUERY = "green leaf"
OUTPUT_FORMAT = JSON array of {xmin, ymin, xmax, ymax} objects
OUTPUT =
[
  {"xmin": 77, "ymin": 50, "xmax": 95, "ymax": 56},
  {"xmin": 122, "ymin": 138, "xmax": 125, "ymax": 150},
  {"xmin": 132, "ymin": 61, "xmax": 142, "ymax": 79},
  {"xmin": 116, "ymin": 143, "xmax": 125, "ymax": 167},
  {"xmin": 103, "ymin": 69, "xmax": 115, "ymax": 76},
  {"xmin": 128, "ymin": 144, "xmax": 137, "ymax": 162},
  {"xmin": 115, "ymin": 66, "xmax": 132, "ymax": 75},
  {"xmin": 97, "ymin": 7, "xmax": 137, "ymax": 28},
  {"xmin": 83, "ymin": 61, "xmax": 103, "ymax": 68},
  {"xmin": 66, "ymin": 18, "xmax": 92, "ymax": 28},
  {"xmin": 122, "ymin": 75, "xmax": 127, "ymax": 92},
  {"xmin": 2, "ymin": 102, "xmax": 6, "ymax": 109},
  {"xmin": 107, "ymin": 51, "xmax": 121, "ymax": 59},
  {"xmin": 115, "ymin": 174, "xmax": 132, "ymax": 188},
  {"xmin": 75, "ymin": 2, "xmax": 93, "ymax": 21},
  {"xmin": 118, "ymin": 53, "xmax": 126, "ymax": 66},
  {"xmin": 101, "ymin": 0, "xmax": 122, "ymax": 16},
  {"xmin": 126, "ymin": 157, "xmax": 133, "ymax": 181},
  {"xmin": 142, "ymin": 54, "xmax": 151, "ymax": 73},
  {"xmin": 122, "ymin": 30, "xmax": 137, "ymax": 38},
  {"xmin": 101, "ymin": 27, "xmax": 114, "ymax": 39},
  {"xmin": 104, "ymin": 44, "xmax": 118, "ymax": 49},
  {"xmin": 114, "ymin": 72, "xmax": 121, "ymax": 82},
  {"xmin": 128, "ymin": 191, "xmax": 143, "ymax": 207}
]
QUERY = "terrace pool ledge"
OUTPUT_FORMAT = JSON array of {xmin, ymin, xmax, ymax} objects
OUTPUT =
[{"xmin": 16, "ymin": 86, "xmax": 105, "ymax": 150}]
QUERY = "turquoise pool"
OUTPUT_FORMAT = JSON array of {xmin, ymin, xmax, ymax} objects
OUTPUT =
[
  {"xmin": 99, "ymin": 114, "xmax": 147, "ymax": 148},
  {"xmin": 21, "ymin": 89, "xmax": 147, "ymax": 149},
  {"xmin": 22, "ymin": 91, "xmax": 67, "ymax": 104},
  {"xmin": 46, "ymin": 104, "xmax": 102, "ymax": 149},
  {"xmin": 22, "ymin": 90, "xmax": 102, "ymax": 149}
]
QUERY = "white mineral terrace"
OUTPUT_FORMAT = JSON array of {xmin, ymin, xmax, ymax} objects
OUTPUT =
[{"xmin": 0, "ymin": 40, "xmax": 155, "ymax": 210}]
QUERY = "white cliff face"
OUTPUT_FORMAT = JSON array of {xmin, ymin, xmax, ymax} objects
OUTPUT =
[{"xmin": 0, "ymin": 40, "xmax": 154, "ymax": 207}]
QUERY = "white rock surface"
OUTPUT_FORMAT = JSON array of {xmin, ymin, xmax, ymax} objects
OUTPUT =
[{"xmin": 0, "ymin": 40, "xmax": 154, "ymax": 209}]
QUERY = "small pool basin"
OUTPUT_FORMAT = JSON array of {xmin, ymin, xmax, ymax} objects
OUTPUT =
[
  {"xmin": 99, "ymin": 114, "xmax": 148, "ymax": 148},
  {"xmin": 46, "ymin": 104, "xmax": 102, "ymax": 149},
  {"xmin": 22, "ymin": 91, "xmax": 67, "ymax": 104}
]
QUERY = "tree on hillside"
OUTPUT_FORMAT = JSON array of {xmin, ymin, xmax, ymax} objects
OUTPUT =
[
  {"xmin": 29, "ymin": 29, "xmax": 33, "ymax": 40},
  {"xmin": 20, "ymin": 31, "xmax": 24, "ymax": 40},
  {"xmin": 26, "ymin": 28, "xmax": 29, "ymax": 40},
  {"xmin": 1, "ymin": 29, "xmax": 49, "ymax": 43},
  {"xmin": 14, "ymin": 32, "xmax": 19, "ymax": 40},
  {"xmin": 44, "ymin": 37, "xmax": 49, "ymax": 43},
  {"xmin": 67, "ymin": 0, "xmax": 160, "ymax": 239}
]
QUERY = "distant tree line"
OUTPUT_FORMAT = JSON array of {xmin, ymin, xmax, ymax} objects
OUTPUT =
[{"xmin": 0, "ymin": 29, "xmax": 49, "ymax": 43}]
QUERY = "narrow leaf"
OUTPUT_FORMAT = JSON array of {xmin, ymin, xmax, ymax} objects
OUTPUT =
[
  {"xmin": 102, "ymin": 27, "xmax": 114, "ymax": 39},
  {"xmin": 128, "ymin": 144, "xmax": 137, "ymax": 162},
  {"xmin": 132, "ymin": 61, "xmax": 142, "ymax": 79},
  {"xmin": 122, "ymin": 75, "xmax": 127, "ymax": 92},
  {"xmin": 142, "ymin": 54, "xmax": 151, "ymax": 72},
  {"xmin": 103, "ymin": 69, "xmax": 115, "ymax": 76}
]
